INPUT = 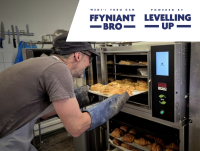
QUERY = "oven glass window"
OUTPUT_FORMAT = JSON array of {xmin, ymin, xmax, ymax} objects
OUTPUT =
[{"xmin": 156, "ymin": 52, "xmax": 169, "ymax": 76}]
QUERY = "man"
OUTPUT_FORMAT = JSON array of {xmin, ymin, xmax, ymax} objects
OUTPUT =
[{"xmin": 0, "ymin": 32, "xmax": 129, "ymax": 151}]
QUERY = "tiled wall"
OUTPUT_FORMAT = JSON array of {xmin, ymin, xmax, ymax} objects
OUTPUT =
[{"xmin": 0, "ymin": 51, "xmax": 16, "ymax": 72}]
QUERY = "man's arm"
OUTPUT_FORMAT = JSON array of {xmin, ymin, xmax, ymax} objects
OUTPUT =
[{"xmin": 52, "ymin": 97, "xmax": 91, "ymax": 137}]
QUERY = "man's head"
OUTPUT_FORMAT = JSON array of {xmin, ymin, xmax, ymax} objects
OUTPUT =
[{"xmin": 51, "ymin": 32, "xmax": 99, "ymax": 78}]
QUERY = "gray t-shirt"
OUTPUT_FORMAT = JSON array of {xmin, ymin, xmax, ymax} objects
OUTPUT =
[{"xmin": 0, "ymin": 56, "xmax": 75, "ymax": 139}]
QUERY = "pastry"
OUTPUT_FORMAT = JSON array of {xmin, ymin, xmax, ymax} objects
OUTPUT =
[
  {"xmin": 133, "ymin": 148, "xmax": 140, "ymax": 151},
  {"xmin": 165, "ymin": 149, "xmax": 175, "ymax": 151},
  {"xmin": 155, "ymin": 137, "xmax": 166, "ymax": 148},
  {"xmin": 121, "ymin": 143, "xmax": 134, "ymax": 150},
  {"xmin": 120, "ymin": 125, "xmax": 128, "ymax": 133},
  {"xmin": 134, "ymin": 138, "xmax": 151, "ymax": 146},
  {"xmin": 105, "ymin": 82, "xmax": 121, "ymax": 89},
  {"xmin": 113, "ymin": 138, "xmax": 121, "ymax": 146},
  {"xmin": 119, "ymin": 60, "xmax": 136, "ymax": 65},
  {"xmin": 111, "ymin": 128, "xmax": 125, "ymax": 138},
  {"xmin": 107, "ymin": 60, "xmax": 114, "ymax": 64},
  {"xmin": 100, "ymin": 87, "xmax": 120, "ymax": 95},
  {"xmin": 122, "ymin": 133, "xmax": 135, "ymax": 143},
  {"xmin": 135, "ymin": 86, "xmax": 148, "ymax": 91},
  {"xmin": 129, "ymin": 129, "xmax": 137, "ymax": 135},
  {"xmin": 108, "ymin": 77, "xmax": 115, "ymax": 82},
  {"xmin": 137, "ymin": 80, "xmax": 148, "ymax": 86},
  {"xmin": 90, "ymin": 83, "xmax": 105, "ymax": 91},
  {"xmin": 145, "ymin": 134, "xmax": 156, "ymax": 140},
  {"xmin": 165, "ymin": 143, "xmax": 179, "ymax": 151},
  {"xmin": 147, "ymin": 143, "xmax": 162, "ymax": 151}
]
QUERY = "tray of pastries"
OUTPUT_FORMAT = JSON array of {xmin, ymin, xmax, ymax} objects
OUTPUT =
[
  {"xmin": 109, "ymin": 125, "xmax": 179, "ymax": 151},
  {"xmin": 89, "ymin": 79, "xmax": 148, "ymax": 97}
]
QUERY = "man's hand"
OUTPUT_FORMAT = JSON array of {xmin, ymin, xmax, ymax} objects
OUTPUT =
[{"xmin": 74, "ymin": 85, "xmax": 90, "ymax": 108}]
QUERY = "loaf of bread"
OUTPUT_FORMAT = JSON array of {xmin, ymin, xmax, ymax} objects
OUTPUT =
[
  {"xmin": 90, "ymin": 83, "xmax": 105, "ymax": 91},
  {"xmin": 111, "ymin": 128, "xmax": 125, "ymax": 138},
  {"xmin": 120, "ymin": 125, "xmax": 128, "ymax": 133},
  {"xmin": 113, "ymin": 138, "xmax": 121, "ymax": 146},
  {"xmin": 147, "ymin": 143, "xmax": 162, "ymax": 151},
  {"xmin": 134, "ymin": 138, "xmax": 151, "ymax": 146},
  {"xmin": 121, "ymin": 143, "xmax": 134, "ymax": 150},
  {"xmin": 165, "ymin": 143, "xmax": 179, "ymax": 151},
  {"xmin": 122, "ymin": 133, "xmax": 135, "ymax": 143},
  {"xmin": 129, "ymin": 129, "xmax": 137, "ymax": 135}
]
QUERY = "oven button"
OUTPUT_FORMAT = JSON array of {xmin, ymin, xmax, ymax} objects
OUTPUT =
[
  {"xmin": 159, "ymin": 94, "xmax": 166, "ymax": 105},
  {"xmin": 160, "ymin": 110, "xmax": 165, "ymax": 115}
]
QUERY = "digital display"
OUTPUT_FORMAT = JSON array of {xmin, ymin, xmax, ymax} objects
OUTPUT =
[{"xmin": 156, "ymin": 52, "xmax": 169, "ymax": 76}]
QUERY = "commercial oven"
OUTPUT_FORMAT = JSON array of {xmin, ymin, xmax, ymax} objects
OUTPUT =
[{"xmin": 90, "ymin": 42, "xmax": 191, "ymax": 151}]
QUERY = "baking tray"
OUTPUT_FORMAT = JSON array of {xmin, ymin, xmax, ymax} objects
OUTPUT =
[
  {"xmin": 109, "ymin": 138, "xmax": 147, "ymax": 151},
  {"xmin": 89, "ymin": 89, "xmax": 147, "ymax": 98}
]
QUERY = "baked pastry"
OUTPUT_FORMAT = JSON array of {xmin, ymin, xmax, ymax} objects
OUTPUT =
[
  {"xmin": 107, "ymin": 60, "xmax": 114, "ymax": 64},
  {"xmin": 121, "ymin": 143, "xmax": 134, "ymax": 150},
  {"xmin": 113, "ymin": 138, "xmax": 121, "ymax": 146},
  {"xmin": 134, "ymin": 138, "xmax": 151, "ymax": 146},
  {"xmin": 139, "ymin": 61, "xmax": 148, "ymax": 65},
  {"xmin": 137, "ymin": 80, "xmax": 148, "ymax": 86},
  {"xmin": 135, "ymin": 86, "xmax": 148, "ymax": 91},
  {"xmin": 165, "ymin": 143, "xmax": 179, "ymax": 151},
  {"xmin": 120, "ymin": 125, "xmax": 128, "ymax": 133},
  {"xmin": 108, "ymin": 77, "xmax": 115, "ymax": 82},
  {"xmin": 133, "ymin": 148, "xmax": 140, "ymax": 151},
  {"xmin": 129, "ymin": 129, "xmax": 137, "ymax": 135},
  {"xmin": 119, "ymin": 60, "xmax": 136, "ymax": 65},
  {"xmin": 105, "ymin": 82, "xmax": 121, "ymax": 89},
  {"xmin": 100, "ymin": 87, "xmax": 120, "ymax": 94},
  {"xmin": 90, "ymin": 83, "xmax": 105, "ymax": 91},
  {"xmin": 122, "ymin": 133, "xmax": 135, "ymax": 143},
  {"xmin": 111, "ymin": 128, "xmax": 125, "ymax": 138},
  {"xmin": 165, "ymin": 149, "xmax": 175, "ymax": 151},
  {"xmin": 145, "ymin": 134, "xmax": 156, "ymax": 140},
  {"xmin": 155, "ymin": 137, "xmax": 166, "ymax": 147},
  {"xmin": 147, "ymin": 143, "xmax": 162, "ymax": 151}
]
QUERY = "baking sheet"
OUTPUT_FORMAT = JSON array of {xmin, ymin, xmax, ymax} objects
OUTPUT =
[
  {"xmin": 109, "ymin": 135, "xmax": 150, "ymax": 151},
  {"xmin": 89, "ymin": 89, "xmax": 147, "ymax": 98},
  {"xmin": 109, "ymin": 138, "xmax": 148, "ymax": 151}
]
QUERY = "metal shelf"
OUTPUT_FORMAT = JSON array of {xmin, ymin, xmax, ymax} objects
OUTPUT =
[
  {"xmin": 115, "ymin": 73, "xmax": 148, "ymax": 78},
  {"xmin": 115, "ymin": 63, "xmax": 147, "ymax": 67}
]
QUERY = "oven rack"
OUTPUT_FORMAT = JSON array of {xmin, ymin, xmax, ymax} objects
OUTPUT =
[
  {"xmin": 110, "ymin": 118, "xmax": 179, "ymax": 142},
  {"xmin": 115, "ymin": 73, "xmax": 148, "ymax": 78},
  {"xmin": 115, "ymin": 63, "xmax": 147, "ymax": 67},
  {"xmin": 109, "ymin": 137, "xmax": 148, "ymax": 151}
]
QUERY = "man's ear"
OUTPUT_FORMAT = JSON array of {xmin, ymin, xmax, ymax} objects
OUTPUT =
[{"xmin": 74, "ymin": 52, "xmax": 81, "ymax": 62}]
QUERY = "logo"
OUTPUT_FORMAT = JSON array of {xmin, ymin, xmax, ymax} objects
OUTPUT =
[
  {"xmin": 159, "ymin": 94, "xmax": 166, "ymax": 105},
  {"xmin": 158, "ymin": 82, "xmax": 167, "ymax": 91}
]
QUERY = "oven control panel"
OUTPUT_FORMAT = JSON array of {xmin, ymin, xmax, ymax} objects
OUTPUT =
[{"xmin": 151, "ymin": 45, "xmax": 174, "ymax": 122}]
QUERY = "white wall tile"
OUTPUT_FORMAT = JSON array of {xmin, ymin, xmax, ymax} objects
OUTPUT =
[
  {"xmin": 4, "ymin": 63, "xmax": 13, "ymax": 69},
  {"xmin": 2, "ymin": 52, "xmax": 15, "ymax": 63},
  {"xmin": 0, "ymin": 63, "xmax": 5, "ymax": 72},
  {"xmin": 0, "ymin": 53, "xmax": 4, "ymax": 62}
]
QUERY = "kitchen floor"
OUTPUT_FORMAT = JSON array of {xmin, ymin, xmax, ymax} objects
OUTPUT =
[{"xmin": 34, "ymin": 128, "xmax": 75, "ymax": 151}]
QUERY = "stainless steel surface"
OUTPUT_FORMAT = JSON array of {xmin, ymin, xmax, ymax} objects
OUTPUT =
[
  {"xmin": 189, "ymin": 42, "xmax": 200, "ymax": 151},
  {"xmin": 26, "ymin": 24, "xmax": 29, "ymax": 36},
  {"xmin": 8, "ymin": 30, "xmax": 10, "ymax": 44},
  {"xmin": 11, "ymin": 25, "xmax": 15, "ymax": 38},
  {"xmin": 1, "ymin": 22, "xmax": 5, "ymax": 39},
  {"xmin": 15, "ymin": 26, "xmax": 20, "ymax": 45},
  {"xmin": 114, "ymin": 73, "xmax": 148, "ymax": 78}
]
